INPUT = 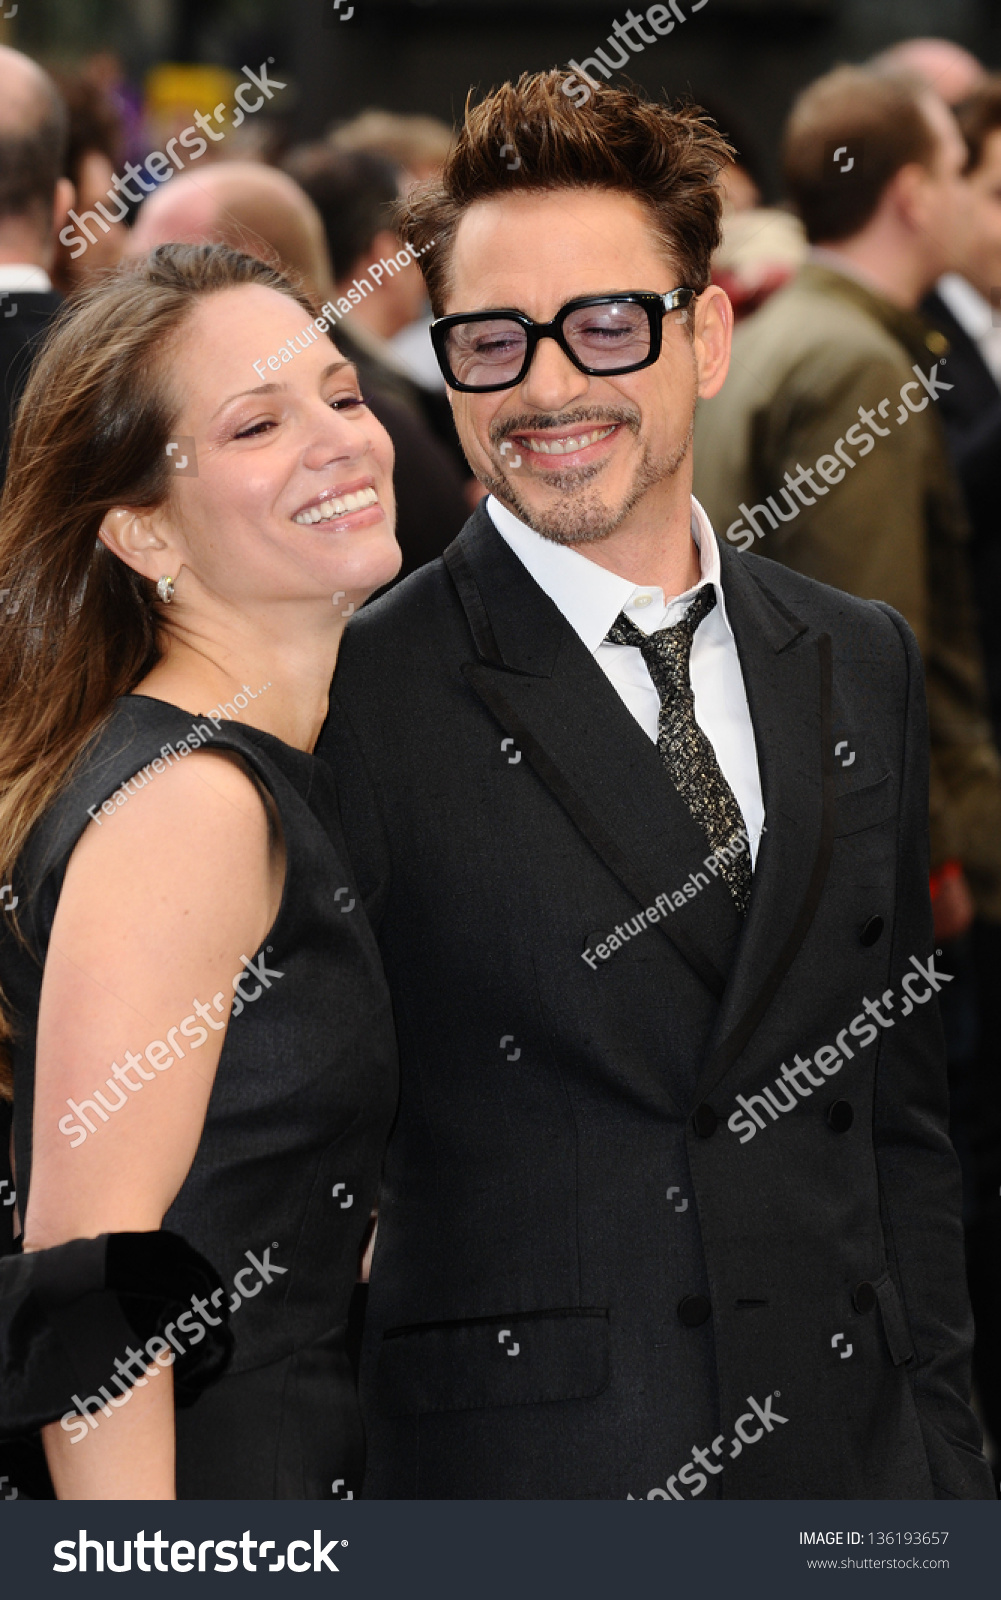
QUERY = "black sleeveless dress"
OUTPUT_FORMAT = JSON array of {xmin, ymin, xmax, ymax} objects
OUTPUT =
[{"xmin": 0, "ymin": 696, "xmax": 398, "ymax": 1498}]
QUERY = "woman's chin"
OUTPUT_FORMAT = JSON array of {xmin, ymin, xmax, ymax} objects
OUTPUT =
[{"xmin": 326, "ymin": 533, "xmax": 403, "ymax": 606}]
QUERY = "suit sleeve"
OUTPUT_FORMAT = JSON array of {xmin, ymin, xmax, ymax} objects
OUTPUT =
[
  {"xmin": 871, "ymin": 602, "xmax": 993, "ymax": 1497},
  {"xmin": 316, "ymin": 650, "xmax": 394, "ymax": 932}
]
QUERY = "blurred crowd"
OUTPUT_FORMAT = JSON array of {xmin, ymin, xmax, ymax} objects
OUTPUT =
[
  {"xmin": 2, "ymin": 31, "xmax": 1001, "ymax": 1479},
  {"xmin": 0, "ymin": 48, "xmax": 474, "ymax": 579}
]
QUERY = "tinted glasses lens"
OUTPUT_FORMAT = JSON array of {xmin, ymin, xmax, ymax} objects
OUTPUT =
[
  {"xmin": 444, "ymin": 318, "xmax": 528, "ymax": 388},
  {"xmin": 563, "ymin": 300, "xmax": 652, "ymax": 371}
]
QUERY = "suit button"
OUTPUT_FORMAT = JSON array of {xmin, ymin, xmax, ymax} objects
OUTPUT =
[
  {"xmin": 692, "ymin": 1104, "xmax": 718, "ymax": 1138},
  {"xmin": 678, "ymin": 1294, "xmax": 712, "ymax": 1327},
  {"xmin": 859, "ymin": 915, "xmax": 884, "ymax": 947},
  {"xmin": 827, "ymin": 1100, "xmax": 854, "ymax": 1133},
  {"xmin": 853, "ymin": 1281, "xmax": 877, "ymax": 1314}
]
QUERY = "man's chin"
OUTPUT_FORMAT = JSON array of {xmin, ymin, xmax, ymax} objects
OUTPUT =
[{"xmin": 479, "ymin": 472, "xmax": 630, "ymax": 546}]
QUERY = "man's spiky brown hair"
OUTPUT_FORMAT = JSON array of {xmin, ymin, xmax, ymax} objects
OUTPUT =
[{"xmin": 398, "ymin": 70, "xmax": 734, "ymax": 315}]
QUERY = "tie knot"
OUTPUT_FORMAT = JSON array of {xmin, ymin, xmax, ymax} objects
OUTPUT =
[{"xmin": 605, "ymin": 585, "xmax": 718, "ymax": 679}]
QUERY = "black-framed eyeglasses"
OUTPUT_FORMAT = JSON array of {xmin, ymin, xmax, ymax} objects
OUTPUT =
[{"xmin": 430, "ymin": 288, "xmax": 697, "ymax": 394}]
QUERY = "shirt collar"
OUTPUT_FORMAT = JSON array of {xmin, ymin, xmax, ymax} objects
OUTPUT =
[
  {"xmin": 0, "ymin": 263, "xmax": 52, "ymax": 292},
  {"xmin": 935, "ymin": 272, "xmax": 995, "ymax": 341},
  {"xmin": 485, "ymin": 493, "xmax": 734, "ymax": 654}
]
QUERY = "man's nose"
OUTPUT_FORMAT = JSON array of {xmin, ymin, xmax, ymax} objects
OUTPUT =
[{"xmin": 517, "ymin": 335, "xmax": 591, "ymax": 412}]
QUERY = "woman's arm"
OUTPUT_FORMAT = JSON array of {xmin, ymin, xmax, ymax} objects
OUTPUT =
[{"xmin": 25, "ymin": 748, "xmax": 280, "ymax": 1499}]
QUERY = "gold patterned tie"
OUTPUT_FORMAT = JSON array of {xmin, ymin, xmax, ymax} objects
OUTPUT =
[{"xmin": 605, "ymin": 585, "xmax": 752, "ymax": 915}]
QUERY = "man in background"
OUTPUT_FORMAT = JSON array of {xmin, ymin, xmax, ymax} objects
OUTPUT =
[
  {"xmin": 327, "ymin": 107, "xmax": 454, "ymax": 189},
  {"xmin": 871, "ymin": 37, "xmax": 987, "ymax": 107},
  {"xmin": 283, "ymin": 144, "xmax": 471, "ymax": 500},
  {"xmin": 0, "ymin": 45, "xmax": 73, "ymax": 1281},
  {"xmin": 922, "ymin": 79, "xmax": 1001, "ymax": 1479},
  {"xmin": 327, "ymin": 110, "xmax": 455, "ymax": 400},
  {"xmin": 283, "ymin": 145, "xmax": 438, "ymax": 415},
  {"xmin": 694, "ymin": 67, "xmax": 1001, "ymax": 949},
  {"xmin": 0, "ymin": 45, "xmax": 71, "ymax": 479},
  {"xmin": 924, "ymin": 82, "xmax": 1001, "ymax": 744},
  {"xmin": 50, "ymin": 69, "xmax": 127, "ymax": 295}
]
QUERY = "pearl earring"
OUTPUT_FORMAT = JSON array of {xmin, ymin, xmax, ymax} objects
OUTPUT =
[{"xmin": 156, "ymin": 576, "xmax": 175, "ymax": 604}]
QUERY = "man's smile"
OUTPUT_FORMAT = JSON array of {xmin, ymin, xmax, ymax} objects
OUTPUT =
[{"xmin": 506, "ymin": 422, "xmax": 622, "ymax": 467}]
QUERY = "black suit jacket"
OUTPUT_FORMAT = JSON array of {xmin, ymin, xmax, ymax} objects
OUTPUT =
[
  {"xmin": 319, "ymin": 505, "xmax": 992, "ymax": 1499},
  {"xmin": 922, "ymin": 287, "xmax": 1001, "ymax": 741},
  {"xmin": 0, "ymin": 289, "xmax": 62, "ymax": 480}
]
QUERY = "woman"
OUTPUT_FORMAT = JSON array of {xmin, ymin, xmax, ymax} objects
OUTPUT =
[{"xmin": 0, "ymin": 243, "xmax": 401, "ymax": 1499}]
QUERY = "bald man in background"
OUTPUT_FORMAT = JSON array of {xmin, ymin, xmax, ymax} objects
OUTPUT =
[
  {"xmin": 129, "ymin": 162, "xmax": 467, "ymax": 578},
  {"xmin": 871, "ymin": 37, "xmax": 987, "ymax": 106}
]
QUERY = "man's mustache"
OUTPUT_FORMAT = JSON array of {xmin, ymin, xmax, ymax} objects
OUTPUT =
[{"xmin": 490, "ymin": 405, "xmax": 641, "ymax": 446}]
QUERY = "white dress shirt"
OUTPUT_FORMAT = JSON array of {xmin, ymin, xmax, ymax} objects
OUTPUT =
[
  {"xmin": 0, "ymin": 264, "xmax": 52, "ymax": 292},
  {"xmin": 486, "ymin": 494, "xmax": 766, "ymax": 865},
  {"xmin": 935, "ymin": 272, "xmax": 1001, "ymax": 391}
]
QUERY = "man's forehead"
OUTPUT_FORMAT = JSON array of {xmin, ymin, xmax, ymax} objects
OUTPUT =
[{"xmin": 446, "ymin": 190, "xmax": 676, "ymax": 312}]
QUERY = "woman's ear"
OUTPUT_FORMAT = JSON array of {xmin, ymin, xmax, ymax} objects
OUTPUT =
[{"xmin": 97, "ymin": 507, "xmax": 172, "ymax": 581}]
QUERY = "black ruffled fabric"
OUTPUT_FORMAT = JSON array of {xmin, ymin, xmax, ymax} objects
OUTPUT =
[{"xmin": 0, "ymin": 1230, "xmax": 233, "ymax": 1438}]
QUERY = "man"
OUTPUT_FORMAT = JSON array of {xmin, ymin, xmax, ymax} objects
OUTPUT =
[
  {"xmin": 326, "ymin": 109, "xmax": 455, "ymax": 395},
  {"xmin": 871, "ymin": 36, "xmax": 987, "ymax": 107},
  {"xmin": 284, "ymin": 146, "xmax": 428, "ymax": 356},
  {"xmin": 922, "ymin": 78, "xmax": 1001, "ymax": 1481},
  {"xmin": 320, "ymin": 70, "xmax": 993, "ymax": 1499},
  {"xmin": 0, "ymin": 45, "xmax": 71, "ymax": 1272},
  {"xmin": 128, "ymin": 161, "xmax": 467, "ymax": 580},
  {"xmin": 126, "ymin": 160, "xmax": 332, "ymax": 299},
  {"xmin": 694, "ymin": 67, "xmax": 1001, "ymax": 947},
  {"xmin": 282, "ymin": 143, "xmax": 471, "ymax": 495},
  {"xmin": 0, "ymin": 45, "xmax": 71, "ymax": 478},
  {"xmin": 923, "ymin": 81, "xmax": 1001, "ymax": 742},
  {"xmin": 50, "ymin": 68, "xmax": 127, "ymax": 295}
]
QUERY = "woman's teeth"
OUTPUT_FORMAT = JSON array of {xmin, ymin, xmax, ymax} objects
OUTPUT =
[
  {"xmin": 521, "ymin": 425, "xmax": 616, "ymax": 456},
  {"xmin": 294, "ymin": 485, "xmax": 379, "ymax": 525}
]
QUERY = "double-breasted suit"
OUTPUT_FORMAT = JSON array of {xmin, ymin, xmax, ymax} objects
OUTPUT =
[{"xmin": 318, "ymin": 502, "xmax": 992, "ymax": 1499}]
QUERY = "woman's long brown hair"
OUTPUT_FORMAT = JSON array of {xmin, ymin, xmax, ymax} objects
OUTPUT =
[{"xmin": 0, "ymin": 243, "xmax": 317, "ymax": 1098}]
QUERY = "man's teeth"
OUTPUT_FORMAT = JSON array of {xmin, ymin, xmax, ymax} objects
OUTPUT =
[
  {"xmin": 521, "ymin": 425, "xmax": 616, "ymax": 456},
  {"xmin": 294, "ymin": 485, "xmax": 378, "ymax": 524}
]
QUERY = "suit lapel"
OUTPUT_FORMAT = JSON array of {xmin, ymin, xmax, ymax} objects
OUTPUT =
[
  {"xmin": 694, "ymin": 547, "xmax": 835, "ymax": 1099},
  {"xmin": 445, "ymin": 512, "xmax": 741, "ymax": 999}
]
